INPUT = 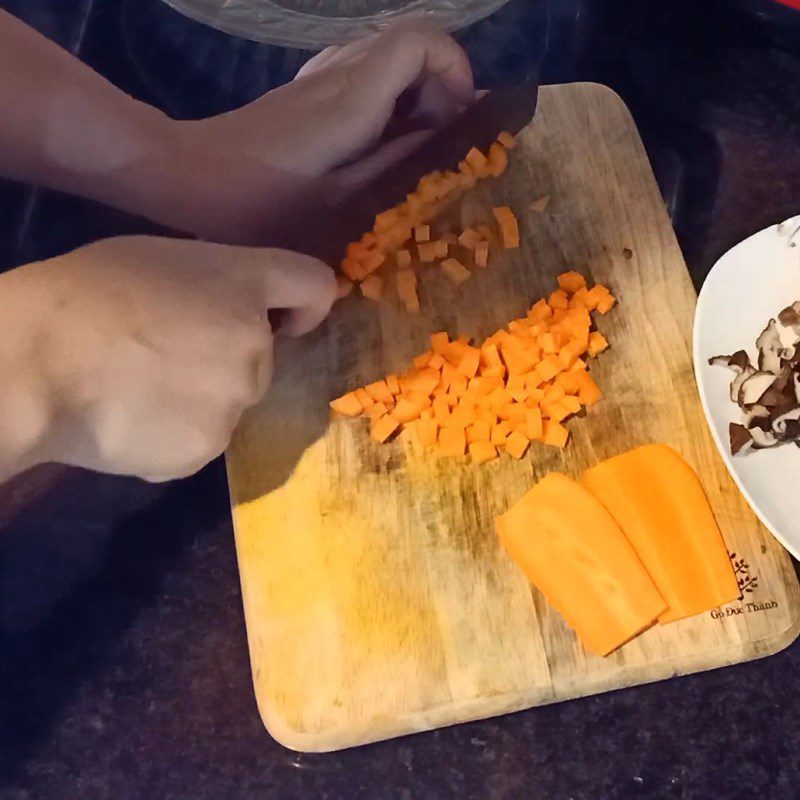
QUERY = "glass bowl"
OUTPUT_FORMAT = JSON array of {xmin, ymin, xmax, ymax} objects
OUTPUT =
[{"xmin": 159, "ymin": 0, "xmax": 512, "ymax": 48}]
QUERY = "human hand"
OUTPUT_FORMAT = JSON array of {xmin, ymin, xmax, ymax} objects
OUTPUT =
[
  {"xmin": 164, "ymin": 23, "xmax": 474, "ymax": 243},
  {"xmin": 0, "ymin": 236, "xmax": 335, "ymax": 482}
]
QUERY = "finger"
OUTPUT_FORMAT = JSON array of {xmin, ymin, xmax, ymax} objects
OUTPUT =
[
  {"xmin": 295, "ymin": 45, "xmax": 343, "ymax": 78},
  {"xmin": 364, "ymin": 23, "xmax": 474, "ymax": 109},
  {"xmin": 410, "ymin": 76, "xmax": 466, "ymax": 127},
  {"xmin": 332, "ymin": 129, "xmax": 434, "ymax": 194}
]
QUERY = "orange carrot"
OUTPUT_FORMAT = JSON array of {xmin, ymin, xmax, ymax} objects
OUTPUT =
[
  {"xmin": 441, "ymin": 258, "xmax": 472, "ymax": 285},
  {"xmin": 469, "ymin": 441, "xmax": 498, "ymax": 464},
  {"xmin": 492, "ymin": 206, "xmax": 520, "ymax": 249},
  {"xmin": 360, "ymin": 275, "xmax": 384, "ymax": 301},
  {"xmin": 497, "ymin": 131, "xmax": 517, "ymax": 150},
  {"xmin": 371, "ymin": 414, "xmax": 399, "ymax": 443}
]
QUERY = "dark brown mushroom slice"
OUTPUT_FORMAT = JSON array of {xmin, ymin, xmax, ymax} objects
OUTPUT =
[
  {"xmin": 778, "ymin": 302, "xmax": 800, "ymax": 328},
  {"xmin": 756, "ymin": 319, "xmax": 783, "ymax": 374},
  {"xmin": 729, "ymin": 423, "xmax": 753, "ymax": 455},
  {"xmin": 708, "ymin": 350, "xmax": 751, "ymax": 371},
  {"xmin": 738, "ymin": 371, "xmax": 778, "ymax": 406}
]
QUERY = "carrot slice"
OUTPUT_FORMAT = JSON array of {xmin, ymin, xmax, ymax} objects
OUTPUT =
[
  {"xmin": 441, "ymin": 258, "xmax": 471, "ymax": 285},
  {"xmin": 469, "ymin": 441, "xmax": 498, "ymax": 464},
  {"xmin": 530, "ymin": 195, "xmax": 550, "ymax": 213},
  {"xmin": 330, "ymin": 392, "xmax": 363, "ymax": 417},
  {"xmin": 581, "ymin": 445, "xmax": 739, "ymax": 623},
  {"xmin": 496, "ymin": 473, "xmax": 667, "ymax": 656},
  {"xmin": 371, "ymin": 414, "xmax": 399, "ymax": 443}
]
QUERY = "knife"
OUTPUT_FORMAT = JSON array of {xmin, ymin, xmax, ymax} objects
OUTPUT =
[{"xmin": 277, "ymin": 77, "xmax": 540, "ymax": 265}]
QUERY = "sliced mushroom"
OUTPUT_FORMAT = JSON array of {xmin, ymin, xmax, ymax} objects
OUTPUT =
[
  {"xmin": 756, "ymin": 319, "xmax": 783, "ymax": 374},
  {"xmin": 778, "ymin": 302, "xmax": 800, "ymax": 328},
  {"xmin": 729, "ymin": 423, "xmax": 753, "ymax": 455},
  {"xmin": 758, "ymin": 366, "xmax": 794, "ymax": 407},
  {"xmin": 730, "ymin": 364, "xmax": 756, "ymax": 403},
  {"xmin": 738, "ymin": 371, "xmax": 777, "ymax": 406},
  {"xmin": 749, "ymin": 425, "xmax": 779, "ymax": 448},
  {"xmin": 772, "ymin": 405, "xmax": 800, "ymax": 440},
  {"xmin": 708, "ymin": 350, "xmax": 750, "ymax": 371}
]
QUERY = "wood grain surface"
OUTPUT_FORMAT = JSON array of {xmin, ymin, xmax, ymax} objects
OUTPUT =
[{"xmin": 225, "ymin": 83, "xmax": 800, "ymax": 753}]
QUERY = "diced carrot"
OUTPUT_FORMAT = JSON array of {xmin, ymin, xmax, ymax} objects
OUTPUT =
[
  {"xmin": 433, "ymin": 241, "xmax": 449, "ymax": 259},
  {"xmin": 529, "ymin": 299, "xmax": 552, "ymax": 322},
  {"xmin": 466, "ymin": 147, "xmax": 489, "ymax": 174},
  {"xmin": 466, "ymin": 421, "xmax": 491, "ymax": 444},
  {"xmin": 433, "ymin": 396, "xmax": 450, "ymax": 424},
  {"xmin": 492, "ymin": 206, "xmax": 520, "ymax": 249},
  {"xmin": 371, "ymin": 414, "xmax": 400, "ymax": 443},
  {"xmin": 486, "ymin": 142, "xmax": 508, "ymax": 178},
  {"xmin": 439, "ymin": 426, "xmax": 466, "ymax": 457},
  {"xmin": 354, "ymin": 388, "xmax": 374, "ymax": 410},
  {"xmin": 399, "ymin": 367, "xmax": 440, "ymax": 396},
  {"xmin": 415, "ymin": 225, "xmax": 431, "ymax": 243},
  {"xmin": 430, "ymin": 331, "xmax": 450, "ymax": 354},
  {"xmin": 412, "ymin": 351, "xmax": 432, "ymax": 370},
  {"xmin": 570, "ymin": 358, "xmax": 587, "ymax": 373},
  {"xmin": 488, "ymin": 387, "xmax": 513, "ymax": 412},
  {"xmin": 392, "ymin": 397, "xmax": 426, "ymax": 423},
  {"xmin": 561, "ymin": 395, "xmax": 582, "ymax": 415},
  {"xmin": 365, "ymin": 402, "xmax": 389, "ymax": 419},
  {"xmin": 374, "ymin": 209, "xmax": 399, "ymax": 231},
  {"xmin": 330, "ymin": 392, "xmax": 363, "ymax": 417},
  {"xmin": 396, "ymin": 249, "xmax": 412, "ymax": 269},
  {"xmin": 336, "ymin": 275, "xmax": 354, "ymax": 298},
  {"xmin": 386, "ymin": 374, "xmax": 401, "ymax": 396},
  {"xmin": 588, "ymin": 331, "xmax": 609, "ymax": 356},
  {"xmin": 365, "ymin": 380, "xmax": 394, "ymax": 405},
  {"xmin": 416, "ymin": 418, "xmax": 439, "ymax": 447},
  {"xmin": 526, "ymin": 407, "xmax": 543, "ymax": 440},
  {"xmin": 417, "ymin": 242, "xmax": 439, "ymax": 263},
  {"xmin": 457, "ymin": 347, "xmax": 481, "ymax": 379},
  {"xmin": 535, "ymin": 355, "xmax": 562, "ymax": 383},
  {"xmin": 543, "ymin": 401, "xmax": 570, "ymax": 423},
  {"xmin": 458, "ymin": 228, "xmax": 483, "ymax": 249},
  {"xmin": 469, "ymin": 441, "xmax": 498, "ymax": 464},
  {"xmin": 543, "ymin": 419, "xmax": 569, "ymax": 448},
  {"xmin": 548, "ymin": 289, "xmax": 569, "ymax": 309},
  {"xmin": 557, "ymin": 271, "xmax": 587, "ymax": 294},
  {"xmin": 475, "ymin": 241, "xmax": 490, "ymax": 268},
  {"xmin": 341, "ymin": 256, "xmax": 366, "ymax": 282},
  {"xmin": 575, "ymin": 371, "xmax": 602, "ymax": 406},
  {"xmin": 491, "ymin": 421, "xmax": 510, "ymax": 446},
  {"xmin": 497, "ymin": 131, "xmax": 518, "ymax": 150},
  {"xmin": 429, "ymin": 353, "xmax": 445, "ymax": 370},
  {"xmin": 499, "ymin": 403, "xmax": 527, "ymax": 423},
  {"xmin": 360, "ymin": 275, "xmax": 384, "ymax": 301},
  {"xmin": 441, "ymin": 258, "xmax": 472, "ymax": 285},
  {"xmin": 530, "ymin": 195, "xmax": 550, "ymax": 213},
  {"xmin": 555, "ymin": 372, "xmax": 580, "ymax": 394},
  {"xmin": 596, "ymin": 293, "xmax": 616, "ymax": 314},
  {"xmin": 539, "ymin": 332, "xmax": 560, "ymax": 354},
  {"xmin": 362, "ymin": 250, "xmax": 386, "ymax": 275},
  {"xmin": 543, "ymin": 385, "xmax": 566, "ymax": 405},
  {"xmin": 505, "ymin": 430, "xmax": 530, "ymax": 459}
]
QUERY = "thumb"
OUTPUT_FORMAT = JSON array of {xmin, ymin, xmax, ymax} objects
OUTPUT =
[{"xmin": 212, "ymin": 244, "xmax": 337, "ymax": 337}]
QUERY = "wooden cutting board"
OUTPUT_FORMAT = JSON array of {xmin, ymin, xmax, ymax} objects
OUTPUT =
[{"xmin": 226, "ymin": 83, "xmax": 800, "ymax": 753}]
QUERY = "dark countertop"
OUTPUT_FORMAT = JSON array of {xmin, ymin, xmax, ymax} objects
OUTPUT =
[{"xmin": 3, "ymin": 1, "xmax": 800, "ymax": 798}]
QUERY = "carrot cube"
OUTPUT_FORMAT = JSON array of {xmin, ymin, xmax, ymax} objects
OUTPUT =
[
  {"xmin": 415, "ymin": 225, "xmax": 431, "ymax": 243},
  {"xmin": 329, "ymin": 392, "xmax": 363, "ymax": 417},
  {"xmin": 392, "ymin": 397, "xmax": 426, "ymax": 423},
  {"xmin": 354, "ymin": 388, "xmax": 374, "ymax": 410},
  {"xmin": 371, "ymin": 414, "xmax": 400, "ymax": 443},
  {"xmin": 475, "ymin": 241, "xmax": 490, "ymax": 268},
  {"xmin": 543, "ymin": 419, "xmax": 569, "ymax": 448},
  {"xmin": 588, "ymin": 331, "xmax": 609, "ymax": 357},
  {"xmin": 365, "ymin": 402, "xmax": 389, "ymax": 419},
  {"xmin": 505, "ymin": 430, "xmax": 530, "ymax": 459},
  {"xmin": 457, "ymin": 347, "xmax": 481, "ymax": 379},
  {"xmin": 466, "ymin": 147, "xmax": 489, "ymax": 174},
  {"xmin": 386, "ymin": 374, "xmax": 401, "ymax": 395},
  {"xmin": 458, "ymin": 229, "xmax": 482, "ymax": 249},
  {"xmin": 497, "ymin": 131, "xmax": 517, "ymax": 149},
  {"xmin": 529, "ymin": 299, "xmax": 552, "ymax": 322},
  {"xmin": 416, "ymin": 418, "xmax": 439, "ymax": 447},
  {"xmin": 466, "ymin": 421, "xmax": 491, "ymax": 443},
  {"xmin": 438, "ymin": 426, "xmax": 466, "ymax": 457},
  {"xmin": 557, "ymin": 271, "xmax": 587, "ymax": 294},
  {"xmin": 486, "ymin": 142, "xmax": 508, "ymax": 178},
  {"xmin": 441, "ymin": 258, "xmax": 472, "ymax": 285},
  {"xmin": 526, "ymin": 407, "xmax": 543, "ymax": 440},
  {"xmin": 492, "ymin": 206, "xmax": 520, "ymax": 249},
  {"xmin": 575, "ymin": 371, "xmax": 602, "ymax": 406},
  {"xmin": 548, "ymin": 289, "xmax": 569, "ymax": 309},
  {"xmin": 360, "ymin": 275, "xmax": 384, "ymax": 301},
  {"xmin": 469, "ymin": 441, "xmax": 498, "ymax": 464},
  {"xmin": 412, "ymin": 351, "xmax": 432, "ymax": 370},
  {"xmin": 396, "ymin": 249, "xmax": 412, "ymax": 269},
  {"xmin": 364, "ymin": 380, "xmax": 394, "ymax": 405}
]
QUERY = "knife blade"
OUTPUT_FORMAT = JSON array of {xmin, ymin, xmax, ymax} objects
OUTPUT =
[{"xmin": 278, "ymin": 78, "xmax": 540, "ymax": 264}]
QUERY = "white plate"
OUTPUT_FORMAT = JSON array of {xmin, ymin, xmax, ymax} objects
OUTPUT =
[{"xmin": 694, "ymin": 215, "xmax": 800, "ymax": 559}]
